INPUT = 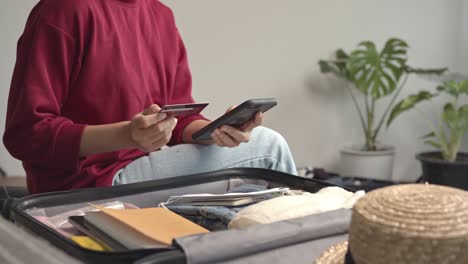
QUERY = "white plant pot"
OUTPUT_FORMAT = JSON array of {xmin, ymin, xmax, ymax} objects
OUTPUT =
[{"xmin": 339, "ymin": 145, "xmax": 395, "ymax": 180}]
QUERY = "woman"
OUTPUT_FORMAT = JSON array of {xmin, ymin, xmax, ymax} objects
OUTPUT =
[{"xmin": 3, "ymin": 0, "xmax": 296, "ymax": 194}]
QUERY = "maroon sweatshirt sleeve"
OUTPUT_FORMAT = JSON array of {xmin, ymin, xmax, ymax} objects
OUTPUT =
[
  {"xmin": 168, "ymin": 31, "xmax": 209, "ymax": 146},
  {"xmin": 3, "ymin": 16, "xmax": 86, "ymax": 170}
]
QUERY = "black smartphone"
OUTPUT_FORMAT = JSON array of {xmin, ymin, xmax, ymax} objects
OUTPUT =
[{"xmin": 192, "ymin": 98, "xmax": 277, "ymax": 141}]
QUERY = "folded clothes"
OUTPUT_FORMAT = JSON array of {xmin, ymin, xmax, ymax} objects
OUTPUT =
[
  {"xmin": 228, "ymin": 187, "xmax": 365, "ymax": 229},
  {"xmin": 165, "ymin": 184, "xmax": 285, "ymax": 230},
  {"xmin": 160, "ymin": 185, "xmax": 291, "ymax": 207}
]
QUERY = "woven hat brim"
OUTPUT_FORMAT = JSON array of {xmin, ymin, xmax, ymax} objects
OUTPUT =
[{"xmin": 315, "ymin": 240, "xmax": 348, "ymax": 264}]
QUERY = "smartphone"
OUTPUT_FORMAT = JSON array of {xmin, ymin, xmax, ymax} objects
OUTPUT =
[
  {"xmin": 160, "ymin": 102, "xmax": 209, "ymax": 117},
  {"xmin": 192, "ymin": 98, "xmax": 277, "ymax": 141}
]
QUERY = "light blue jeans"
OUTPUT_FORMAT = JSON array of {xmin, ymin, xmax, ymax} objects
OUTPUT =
[
  {"xmin": 113, "ymin": 126, "xmax": 297, "ymax": 185},
  {"xmin": 166, "ymin": 184, "xmax": 270, "ymax": 231}
]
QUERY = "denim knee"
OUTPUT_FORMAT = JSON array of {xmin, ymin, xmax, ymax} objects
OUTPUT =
[
  {"xmin": 250, "ymin": 127, "xmax": 296, "ymax": 174},
  {"xmin": 251, "ymin": 126, "xmax": 289, "ymax": 152}
]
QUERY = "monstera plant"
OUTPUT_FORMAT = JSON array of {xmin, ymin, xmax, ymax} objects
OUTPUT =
[
  {"xmin": 387, "ymin": 80, "xmax": 468, "ymax": 189},
  {"xmin": 320, "ymin": 38, "xmax": 446, "ymax": 151},
  {"xmin": 319, "ymin": 38, "xmax": 446, "ymax": 179}
]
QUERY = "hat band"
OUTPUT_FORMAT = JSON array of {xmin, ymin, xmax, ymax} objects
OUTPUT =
[{"xmin": 345, "ymin": 245, "xmax": 355, "ymax": 264}]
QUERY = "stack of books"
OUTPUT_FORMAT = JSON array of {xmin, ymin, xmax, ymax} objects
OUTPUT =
[{"xmin": 69, "ymin": 206, "xmax": 209, "ymax": 251}]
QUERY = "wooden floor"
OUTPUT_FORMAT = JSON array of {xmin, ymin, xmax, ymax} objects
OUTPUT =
[{"xmin": 0, "ymin": 177, "xmax": 27, "ymax": 187}]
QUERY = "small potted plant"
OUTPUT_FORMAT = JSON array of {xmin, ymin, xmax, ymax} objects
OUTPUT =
[
  {"xmin": 387, "ymin": 80, "xmax": 468, "ymax": 190},
  {"xmin": 319, "ymin": 38, "xmax": 446, "ymax": 180}
]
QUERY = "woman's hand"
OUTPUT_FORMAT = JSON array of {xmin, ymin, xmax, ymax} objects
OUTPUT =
[
  {"xmin": 80, "ymin": 104, "xmax": 177, "ymax": 156},
  {"xmin": 211, "ymin": 106, "xmax": 263, "ymax": 148},
  {"xmin": 128, "ymin": 104, "xmax": 178, "ymax": 152}
]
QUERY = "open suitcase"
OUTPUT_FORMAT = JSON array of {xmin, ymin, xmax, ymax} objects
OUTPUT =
[{"xmin": 11, "ymin": 168, "xmax": 353, "ymax": 264}]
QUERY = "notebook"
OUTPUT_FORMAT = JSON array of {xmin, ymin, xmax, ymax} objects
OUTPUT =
[
  {"xmin": 69, "ymin": 215, "xmax": 126, "ymax": 251},
  {"xmin": 83, "ymin": 207, "xmax": 209, "ymax": 250}
]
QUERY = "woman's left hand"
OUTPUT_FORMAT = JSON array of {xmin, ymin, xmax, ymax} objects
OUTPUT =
[{"xmin": 211, "ymin": 106, "xmax": 263, "ymax": 148}]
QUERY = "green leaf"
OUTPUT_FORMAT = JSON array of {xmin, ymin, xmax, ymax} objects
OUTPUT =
[
  {"xmin": 442, "ymin": 103, "xmax": 458, "ymax": 129},
  {"xmin": 445, "ymin": 81, "xmax": 460, "ymax": 97},
  {"xmin": 319, "ymin": 60, "xmax": 334, "ymax": 73},
  {"xmin": 336, "ymin": 49, "xmax": 349, "ymax": 60},
  {"xmin": 346, "ymin": 38, "xmax": 408, "ymax": 99},
  {"xmin": 436, "ymin": 85, "xmax": 445, "ymax": 92},
  {"xmin": 386, "ymin": 91, "xmax": 434, "ymax": 127},
  {"xmin": 425, "ymin": 140, "xmax": 442, "ymax": 150},
  {"xmin": 381, "ymin": 38, "xmax": 409, "ymax": 53},
  {"xmin": 334, "ymin": 50, "xmax": 349, "ymax": 75},
  {"xmin": 439, "ymin": 80, "xmax": 468, "ymax": 98},
  {"xmin": 421, "ymin": 131, "xmax": 436, "ymax": 139},
  {"xmin": 405, "ymin": 66, "xmax": 448, "ymax": 75},
  {"xmin": 319, "ymin": 60, "xmax": 349, "ymax": 80},
  {"xmin": 458, "ymin": 81, "xmax": 468, "ymax": 95}
]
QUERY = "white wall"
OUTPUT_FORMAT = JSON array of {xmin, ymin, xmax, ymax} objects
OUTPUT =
[
  {"xmin": 457, "ymin": 0, "xmax": 468, "ymax": 73},
  {"xmin": 0, "ymin": 0, "xmax": 38, "ymax": 176},
  {"xmin": 163, "ymin": 0, "xmax": 462, "ymax": 181},
  {"xmin": 458, "ymin": 0, "xmax": 468, "ymax": 150},
  {"xmin": 0, "ymin": 0, "xmax": 465, "ymax": 180}
]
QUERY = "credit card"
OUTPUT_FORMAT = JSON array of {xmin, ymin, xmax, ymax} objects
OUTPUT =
[{"xmin": 160, "ymin": 103, "xmax": 209, "ymax": 117}]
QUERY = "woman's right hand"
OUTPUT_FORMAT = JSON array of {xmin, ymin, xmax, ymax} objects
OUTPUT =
[{"xmin": 128, "ymin": 104, "xmax": 178, "ymax": 152}]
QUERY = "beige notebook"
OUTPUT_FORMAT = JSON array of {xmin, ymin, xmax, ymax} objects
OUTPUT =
[{"xmin": 85, "ymin": 206, "xmax": 209, "ymax": 248}]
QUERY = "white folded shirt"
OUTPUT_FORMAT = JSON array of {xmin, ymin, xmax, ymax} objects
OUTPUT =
[{"xmin": 228, "ymin": 187, "xmax": 365, "ymax": 229}]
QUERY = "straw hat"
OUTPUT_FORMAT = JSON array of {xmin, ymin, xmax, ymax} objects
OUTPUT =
[{"xmin": 315, "ymin": 184, "xmax": 468, "ymax": 264}]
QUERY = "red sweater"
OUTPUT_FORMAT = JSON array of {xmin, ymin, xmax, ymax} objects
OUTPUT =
[{"xmin": 3, "ymin": 0, "xmax": 206, "ymax": 194}]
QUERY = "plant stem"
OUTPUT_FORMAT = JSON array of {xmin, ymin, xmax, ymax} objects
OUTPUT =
[
  {"xmin": 446, "ymin": 130, "xmax": 462, "ymax": 162},
  {"xmin": 363, "ymin": 90, "xmax": 372, "ymax": 150},
  {"xmin": 371, "ymin": 98, "xmax": 377, "ymax": 149},
  {"xmin": 437, "ymin": 123, "xmax": 451, "ymax": 159},
  {"xmin": 366, "ymin": 100, "xmax": 376, "ymax": 151},
  {"xmin": 445, "ymin": 97, "xmax": 462, "ymax": 162},
  {"xmin": 374, "ymin": 74, "xmax": 409, "ymax": 138},
  {"xmin": 345, "ymin": 84, "xmax": 368, "ymax": 140}
]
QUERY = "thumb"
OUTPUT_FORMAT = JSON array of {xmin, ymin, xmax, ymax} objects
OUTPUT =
[
  {"xmin": 226, "ymin": 105, "xmax": 237, "ymax": 114},
  {"xmin": 142, "ymin": 104, "xmax": 161, "ymax": 116}
]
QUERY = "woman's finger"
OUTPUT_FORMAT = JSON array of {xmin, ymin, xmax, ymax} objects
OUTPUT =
[
  {"xmin": 220, "ymin": 125, "xmax": 249, "ymax": 143},
  {"xmin": 211, "ymin": 130, "xmax": 225, "ymax": 147},
  {"xmin": 142, "ymin": 104, "xmax": 161, "ymax": 115},
  {"xmin": 242, "ymin": 112, "xmax": 263, "ymax": 132},
  {"xmin": 133, "ymin": 113, "xmax": 167, "ymax": 129},
  {"xmin": 215, "ymin": 129, "xmax": 238, "ymax": 147},
  {"xmin": 225, "ymin": 105, "xmax": 237, "ymax": 114}
]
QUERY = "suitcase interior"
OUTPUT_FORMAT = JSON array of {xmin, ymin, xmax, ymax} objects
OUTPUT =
[{"xmin": 11, "ymin": 168, "xmax": 344, "ymax": 264}]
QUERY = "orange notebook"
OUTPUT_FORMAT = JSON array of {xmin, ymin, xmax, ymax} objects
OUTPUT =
[{"xmin": 84, "ymin": 206, "xmax": 209, "ymax": 249}]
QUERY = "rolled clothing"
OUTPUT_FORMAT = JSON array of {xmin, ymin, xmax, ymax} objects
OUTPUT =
[{"xmin": 228, "ymin": 187, "xmax": 365, "ymax": 229}]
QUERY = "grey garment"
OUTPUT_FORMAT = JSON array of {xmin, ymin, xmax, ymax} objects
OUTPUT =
[
  {"xmin": 175, "ymin": 209, "xmax": 352, "ymax": 264},
  {"xmin": 113, "ymin": 126, "xmax": 297, "ymax": 185},
  {"xmin": 221, "ymin": 234, "xmax": 348, "ymax": 264},
  {"xmin": 0, "ymin": 219, "xmax": 81, "ymax": 264}
]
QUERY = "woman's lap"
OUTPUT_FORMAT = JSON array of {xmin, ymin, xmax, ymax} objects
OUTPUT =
[{"xmin": 113, "ymin": 127, "xmax": 297, "ymax": 185}]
